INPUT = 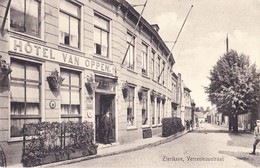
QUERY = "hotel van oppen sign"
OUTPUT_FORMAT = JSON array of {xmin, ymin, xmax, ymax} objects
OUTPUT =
[{"xmin": 9, "ymin": 37, "xmax": 116, "ymax": 75}]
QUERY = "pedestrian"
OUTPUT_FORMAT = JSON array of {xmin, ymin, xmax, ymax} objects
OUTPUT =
[
  {"xmin": 101, "ymin": 110, "xmax": 112, "ymax": 145},
  {"xmin": 190, "ymin": 119, "xmax": 193, "ymax": 130},
  {"xmin": 249, "ymin": 120, "xmax": 260, "ymax": 155}
]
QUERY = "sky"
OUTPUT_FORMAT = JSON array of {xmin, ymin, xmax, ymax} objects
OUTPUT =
[{"xmin": 127, "ymin": 0, "xmax": 260, "ymax": 108}]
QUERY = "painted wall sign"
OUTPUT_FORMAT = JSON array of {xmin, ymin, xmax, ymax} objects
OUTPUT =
[{"xmin": 9, "ymin": 37, "xmax": 116, "ymax": 75}]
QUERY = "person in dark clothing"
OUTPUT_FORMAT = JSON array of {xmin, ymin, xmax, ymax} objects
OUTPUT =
[
  {"xmin": 101, "ymin": 110, "xmax": 112, "ymax": 144},
  {"xmin": 250, "ymin": 120, "xmax": 260, "ymax": 155}
]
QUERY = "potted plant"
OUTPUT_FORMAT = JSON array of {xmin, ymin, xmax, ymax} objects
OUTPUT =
[
  {"xmin": 0, "ymin": 56, "xmax": 12, "ymax": 81},
  {"xmin": 138, "ymin": 89, "xmax": 143, "ymax": 101},
  {"xmin": 150, "ymin": 90, "xmax": 156, "ymax": 102},
  {"xmin": 85, "ymin": 75, "xmax": 98, "ymax": 95},
  {"xmin": 122, "ymin": 82, "xmax": 129, "ymax": 98},
  {"xmin": 162, "ymin": 95, "xmax": 166, "ymax": 104},
  {"xmin": 47, "ymin": 69, "xmax": 64, "ymax": 91}
]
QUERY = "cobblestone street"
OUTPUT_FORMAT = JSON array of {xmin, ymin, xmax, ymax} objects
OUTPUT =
[{"xmin": 53, "ymin": 123, "xmax": 259, "ymax": 168}]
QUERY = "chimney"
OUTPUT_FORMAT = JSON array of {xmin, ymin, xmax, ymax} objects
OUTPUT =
[{"xmin": 151, "ymin": 24, "xmax": 160, "ymax": 32}]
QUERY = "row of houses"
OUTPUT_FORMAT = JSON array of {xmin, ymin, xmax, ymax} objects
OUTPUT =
[{"xmin": 0, "ymin": 0, "xmax": 195, "ymax": 165}]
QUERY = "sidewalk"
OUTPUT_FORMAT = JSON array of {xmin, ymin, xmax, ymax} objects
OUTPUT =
[
  {"xmin": 9, "ymin": 129, "xmax": 190, "ymax": 167},
  {"xmin": 33, "ymin": 130, "xmax": 189, "ymax": 168}
]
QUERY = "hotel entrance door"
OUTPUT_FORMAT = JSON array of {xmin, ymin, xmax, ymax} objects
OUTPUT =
[{"xmin": 95, "ymin": 94, "xmax": 115, "ymax": 143}]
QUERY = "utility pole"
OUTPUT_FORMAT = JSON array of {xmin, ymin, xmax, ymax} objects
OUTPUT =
[{"xmin": 226, "ymin": 34, "xmax": 229, "ymax": 53}]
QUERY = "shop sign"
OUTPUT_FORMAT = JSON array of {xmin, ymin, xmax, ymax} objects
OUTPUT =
[
  {"xmin": 95, "ymin": 76, "xmax": 117, "ymax": 92},
  {"xmin": 9, "ymin": 37, "xmax": 116, "ymax": 75}
]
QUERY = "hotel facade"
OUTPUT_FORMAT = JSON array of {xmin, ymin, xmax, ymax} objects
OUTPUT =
[{"xmin": 0, "ymin": 0, "xmax": 192, "ymax": 165}]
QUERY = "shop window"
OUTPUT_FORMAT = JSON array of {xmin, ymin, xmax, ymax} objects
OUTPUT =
[
  {"xmin": 126, "ymin": 32, "xmax": 135, "ymax": 70},
  {"xmin": 10, "ymin": 0, "xmax": 40, "ymax": 37},
  {"xmin": 10, "ymin": 59, "xmax": 41, "ymax": 137},
  {"xmin": 59, "ymin": 0, "xmax": 80, "ymax": 48},
  {"xmin": 141, "ymin": 43, "xmax": 148, "ymax": 75},
  {"xmin": 94, "ymin": 14, "xmax": 109, "ymax": 57},
  {"xmin": 60, "ymin": 69, "xmax": 81, "ymax": 122},
  {"xmin": 127, "ymin": 86, "xmax": 135, "ymax": 126},
  {"xmin": 157, "ymin": 98, "xmax": 161, "ymax": 125},
  {"xmin": 142, "ymin": 90, "xmax": 148, "ymax": 125}
]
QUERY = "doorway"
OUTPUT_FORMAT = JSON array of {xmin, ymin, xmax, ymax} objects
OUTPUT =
[{"xmin": 95, "ymin": 93, "xmax": 115, "ymax": 143}]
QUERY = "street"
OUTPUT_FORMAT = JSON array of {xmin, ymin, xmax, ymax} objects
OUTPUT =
[{"xmin": 53, "ymin": 123, "xmax": 259, "ymax": 168}]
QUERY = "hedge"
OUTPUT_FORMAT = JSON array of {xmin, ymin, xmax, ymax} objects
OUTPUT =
[
  {"xmin": 21, "ymin": 121, "xmax": 98, "ymax": 167},
  {"xmin": 162, "ymin": 117, "xmax": 185, "ymax": 137}
]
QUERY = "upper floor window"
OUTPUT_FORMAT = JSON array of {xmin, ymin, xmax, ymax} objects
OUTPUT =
[
  {"xmin": 151, "ymin": 50, "xmax": 155, "ymax": 80},
  {"xmin": 10, "ymin": 0, "xmax": 40, "ymax": 37},
  {"xmin": 157, "ymin": 57, "xmax": 161, "ymax": 82},
  {"xmin": 141, "ymin": 43, "xmax": 148, "ymax": 75},
  {"xmin": 126, "ymin": 32, "xmax": 135, "ymax": 70},
  {"xmin": 10, "ymin": 59, "xmax": 41, "ymax": 137},
  {"xmin": 60, "ymin": 69, "xmax": 81, "ymax": 122},
  {"xmin": 94, "ymin": 14, "xmax": 109, "ymax": 57},
  {"xmin": 59, "ymin": 0, "xmax": 80, "ymax": 48},
  {"xmin": 162, "ymin": 61, "xmax": 165, "ymax": 85}
]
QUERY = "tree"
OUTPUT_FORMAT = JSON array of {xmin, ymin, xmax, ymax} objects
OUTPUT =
[
  {"xmin": 206, "ymin": 106, "xmax": 211, "ymax": 112},
  {"xmin": 205, "ymin": 50, "xmax": 259, "ymax": 132},
  {"xmin": 195, "ymin": 107, "xmax": 200, "ymax": 112}
]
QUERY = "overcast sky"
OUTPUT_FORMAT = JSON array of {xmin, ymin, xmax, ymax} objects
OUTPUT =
[{"xmin": 127, "ymin": 0, "xmax": 260, "ymax": 108}]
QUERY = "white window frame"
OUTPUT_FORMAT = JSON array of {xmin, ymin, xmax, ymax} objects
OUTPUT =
[
  {"xmin": 59, "ymin": 0, "xmax": 82, "ymax": 49},
  {"xmin": 93, "ymin": 13, "xmax": 110, "ymax": 58},
  {"xmin": 9, "ymin": 0, "xmax": 44, "ymax": 39},
  {"xmin": 9, "ymin": 57, "xmax": 43, "ymax": 141},
  {"xmin": 141, "ymin": 42, "xmax": 148, "ymax": 75},
  {"xmin": 60, "ymin": 68, "xmax": 83, "ymax": 122},
  {"xmin": 126, "ymin": 32, "xmax": 135, "ymax": 70}
]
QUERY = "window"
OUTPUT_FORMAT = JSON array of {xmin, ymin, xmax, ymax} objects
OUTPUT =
[
  {"xmin": 94, "ymin": 14, "xmax": 109, "ymax": 57},
  {"xmin": 151, "ymin": 51, "xmax": 155, "ymax": 80},
  {"xmin": 10, "ymin": 0, "xmax": 40, "ymax": 37},
  {"xmin": 59, "ymin": 0, "xmax": 80, "ymax": 48},
  {"xmin": 152, "ymin": 100, "xmax": 155, "ymax": 125},
  {"xmin": 60, "ymin": 69, "xmax": 81, "ymax": 122},
  {"xmin": 162, "ymin": 100, "xmax": 165, "ymax": 119},
  {"xmin": 127, "ymin": 86, "xmax": 135, "ymax": 126},
  {"xmin": 141, "ymin": 43, "xmax": 148, "ymax": 75},
  {"xmin": 157, "ymin": 57, "xmax": 161, "ymax": 82},
  {"xmin": 157, "ymin": 98, "xmax": 161, "ymax": 125},
  {"xmin": 10, "ymin": 59, "xmax": 41, "ymax": 137},
  {"xmin": 162, "ymin": 61, "xmax": 165, "ymax": 85},
  {"xmin": 126, "ymin": 33, "xmax": 135, "ymax": 69},
  {"xmin": 142, "ymin": 90, "xmax": 148, "ymax": 125}
]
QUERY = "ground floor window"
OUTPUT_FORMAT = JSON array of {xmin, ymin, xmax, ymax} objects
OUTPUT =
[
  {"xmin": 60, "ymin": 69, "xmax": 81, "ymax": 122},
  {"xmin": 152, "ymin": 101, "xmax": 155, "ymax": 125},
  {"xmin": 127, "ymin": 86, "xmax": 135, "ymax": 126},
  {"xmin": 157, "ymin": 98, "xmax": 161, "ymax": 125},
  {"xmin": 142, "ymin": 90, "xmax": 148, "ymax": 125},
  {"xmin": 10, "ymin": 59, "xmax": 41, "ymax": 137}
]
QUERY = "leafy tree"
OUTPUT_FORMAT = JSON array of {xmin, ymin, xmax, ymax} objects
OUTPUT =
[{"xmin": 205, "ymin": 50, "xmax": 259, "ymax": 132}]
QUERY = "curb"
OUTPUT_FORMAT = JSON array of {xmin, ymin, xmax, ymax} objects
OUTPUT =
[{"xmin": 38, "ymin": 130, "xmax": 190, "ymax": 167}]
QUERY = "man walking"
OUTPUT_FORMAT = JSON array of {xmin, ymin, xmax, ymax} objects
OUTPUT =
[
  {"xmin": 101, "ymin": 110, "xmax": 112, "ymax": 145},
  {"xmin": 250, "ymin": 120, "xmax": 260, "ymax": 155}
]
